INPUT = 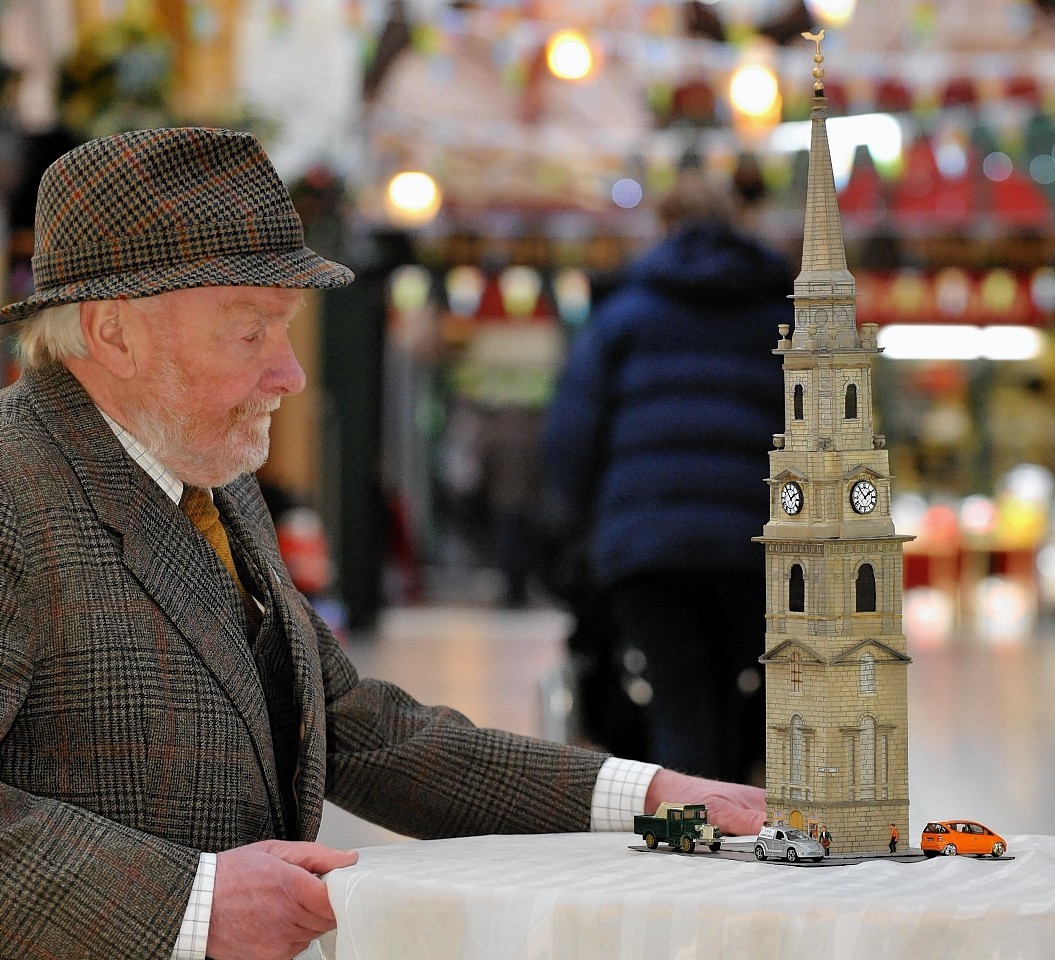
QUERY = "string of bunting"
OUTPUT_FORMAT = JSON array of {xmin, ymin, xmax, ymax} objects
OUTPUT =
[{"xmin": 255, "ymin": 1, "xmax": 1055, "ymax": 115}]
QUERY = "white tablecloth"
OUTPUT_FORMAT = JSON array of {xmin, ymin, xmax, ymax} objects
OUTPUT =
[{"xmin": 321, "ymin": 832, "xmax": 1055, "ymax": 960}]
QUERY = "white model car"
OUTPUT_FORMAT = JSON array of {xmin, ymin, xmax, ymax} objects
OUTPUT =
[{"xmin": 753, "ymin": 825, "xmax": 826, "ymax": 863}]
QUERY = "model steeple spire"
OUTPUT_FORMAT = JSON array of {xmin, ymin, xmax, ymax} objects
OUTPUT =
[{"xmin": 797, "ymin": 29, "xmax": 855, "ymax": 291}]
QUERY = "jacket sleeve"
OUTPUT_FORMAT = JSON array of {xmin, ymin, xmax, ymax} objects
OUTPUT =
[
  {"xmin": 0, "ymin": 485, "xmax": 201, "ymax": 960},
  {"xmin": 317, "ymin": 604, "xmax": 607, "ymax": 838}
]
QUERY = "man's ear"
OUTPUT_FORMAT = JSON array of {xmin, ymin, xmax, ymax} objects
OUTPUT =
[{"xmin": 80, "ymin": 301, "xmax": 138, "ymax": 379}]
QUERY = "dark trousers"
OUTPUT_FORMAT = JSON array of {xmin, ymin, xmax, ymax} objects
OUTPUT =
[
  {"xmin": 492, "ymin": 508, "xmax": 536, "ymax": 607},
  {"xmin": 608, "ymin": 569, "xmax": 766, "ymax": 784}
]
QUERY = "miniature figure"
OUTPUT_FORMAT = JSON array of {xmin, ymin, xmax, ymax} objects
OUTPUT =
[
  {"xmin": 889, "ymin": 822, "xmax": 899, "ymax": 854},
  {"xmin": 818, "ymin": 824, "xmax": 833, "ymax": 857},
  {"xmin": 920, "ymin": 821, "xmax": 1007, "ymax": 858},
  {"xmin": 634, "ymin": 802, "xmax": 722, "ymax": 854}
]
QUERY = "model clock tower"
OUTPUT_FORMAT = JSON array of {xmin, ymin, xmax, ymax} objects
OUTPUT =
[{"xmin": 755, "ymin": 32, "xmax": 912, "ymax": 854}]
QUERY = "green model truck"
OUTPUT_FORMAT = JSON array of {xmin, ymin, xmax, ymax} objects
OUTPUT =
[{"xmin": 634, "ymin": 802, "xmax": 723, "ymax": 853}]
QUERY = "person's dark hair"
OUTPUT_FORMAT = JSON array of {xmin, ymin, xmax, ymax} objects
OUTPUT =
[{"xmin": 655, "ymin": 170, "xmax": 736, "ymax": 230}]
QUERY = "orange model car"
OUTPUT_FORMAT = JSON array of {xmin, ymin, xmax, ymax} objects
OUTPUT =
[{"xmin": 920, "ymin": 820, "xmax": 1007, "ymax": 858}]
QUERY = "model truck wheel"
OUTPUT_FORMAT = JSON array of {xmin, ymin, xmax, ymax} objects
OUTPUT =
[
  {"xmin": 709, "ymin": 843, "xmax": 722, "ymax": 853},
  {"xmin": 679, "ymin": 835, "xmax": 695, "ymax": 854},
  {"xmin": 644, "ymin": 831, "xmax": 658, "ymax": 849},
  {"xmin": 754, "ymin": 845, "xmax": 767, "ymax": 861}
]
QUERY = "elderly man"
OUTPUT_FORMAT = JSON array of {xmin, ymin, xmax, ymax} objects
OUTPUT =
[{"xmin": 0, "ymin": 128, "xmax": 765, "ymax": 960}]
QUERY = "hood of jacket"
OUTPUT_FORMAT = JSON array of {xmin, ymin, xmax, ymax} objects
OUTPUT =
[{"xmin": 624, "ymin": 219, "xmax": 794, "ymax": 307}]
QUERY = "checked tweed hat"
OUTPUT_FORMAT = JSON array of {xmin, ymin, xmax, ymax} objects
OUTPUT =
[{"xmin": 0, "ymin": 126, "xmax": 355, "ymax": 324}]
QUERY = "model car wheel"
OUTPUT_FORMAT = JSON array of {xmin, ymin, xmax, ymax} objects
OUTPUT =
[
  {"xmin": 754, "ymin": 845, "xmax": 767, "ymax": 861},
  {"xmin": 644, "ymin": 831, "xmax": 657, "ymax": 849},
  {"xmin": 991, "ymin": 843, "xmax": 1005, "ymax": 857},
  {"xmin": 680, "ymin": 835, "xmax": 695, "ymax": 854},
  {"xmin": 785, "ymin": 847, "xmax": 799, "ymax": 863},
  {"xmin": 812, "ymin": 857, "xmax": 823, "ymax": 863},
  {"xmin": 709, "ymin": 843, "xmax": 722, "ymax": 853},
  {"xmin": 941, "ymin": 843, "xmax": 958, "ymax": 856},
  {"xmin": 923, "ymin": 850, "xmax": 938, "ymax": 858}
]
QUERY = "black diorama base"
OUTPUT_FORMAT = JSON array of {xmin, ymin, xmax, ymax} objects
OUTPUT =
[{"xmin": 627, "ymin": 843, "xmax": 1014, "ymax": 866}]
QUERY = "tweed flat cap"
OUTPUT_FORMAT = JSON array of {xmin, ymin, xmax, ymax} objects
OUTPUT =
[{"xmin": 0, "ymin": 126, "xmax": 355, "ymax": 324}]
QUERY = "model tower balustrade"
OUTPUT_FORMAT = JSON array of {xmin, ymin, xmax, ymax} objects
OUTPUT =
[{"xmin": 753, "ymin": 31, "xmax": 913, "ymax": 855}]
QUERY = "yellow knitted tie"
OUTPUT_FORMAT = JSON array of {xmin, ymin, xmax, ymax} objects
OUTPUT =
[{"xmin": 180, "ymin": 486, "xmax": 260, "ymax": 628}]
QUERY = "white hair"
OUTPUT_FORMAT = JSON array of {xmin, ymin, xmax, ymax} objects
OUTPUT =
[{"xmin": 14, "ymin": 302, "xmax": 88, "ymax": 369}]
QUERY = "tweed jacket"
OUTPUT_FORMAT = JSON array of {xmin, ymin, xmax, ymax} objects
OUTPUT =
[{"xmin": 0, "ymin": 363, "xmax": 606, "ymax": 960}]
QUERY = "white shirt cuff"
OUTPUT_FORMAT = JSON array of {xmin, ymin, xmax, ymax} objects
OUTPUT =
[
  {"xmin": 171, "ymin": 852, "xmax": 216, "ymax": 960},
  {"xmin": 590, "ymin": 756, "xmax": 662, "ymax": 832}
]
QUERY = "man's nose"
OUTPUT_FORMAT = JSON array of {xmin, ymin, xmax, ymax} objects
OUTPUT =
[{"xmin": 265, "ymin": 333, "xmax": 307, "ymax": 396}]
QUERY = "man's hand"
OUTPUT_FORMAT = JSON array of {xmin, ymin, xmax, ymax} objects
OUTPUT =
[
  {"xmin": 207, "ymin": 840, "xmax": 359, "ymax": 960},
  {"xmin": 645, "ymin": 769, "xmax": 766, "ymax": 837}
]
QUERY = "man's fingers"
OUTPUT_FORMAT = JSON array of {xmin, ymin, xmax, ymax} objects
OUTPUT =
[
  {"xmin": 262, "ymin": 839, "xmax": 360, "ymax": 875},
  {"xmin": 208, "ymin": 843, "xmax": 360, "ymax": 960},
  {"xmin": 265, "ymin": 842, "xmax": 359, "ymax": 925},
  {"xmin": 725, "ymin": 807, "xmax": 767, "ymax": 837},
  {"xmin": 286, "ymin": 868, "xmax": 339, "ymax": 926}
]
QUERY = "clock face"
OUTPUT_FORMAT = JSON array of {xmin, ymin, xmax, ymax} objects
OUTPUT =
[
  {"xmin": 851, "ymin": 479, "xmax": 878, "ymax": 514},
  {"xmin": 780, "ymin": 481, "xmax": 803, "ymax": 516}
]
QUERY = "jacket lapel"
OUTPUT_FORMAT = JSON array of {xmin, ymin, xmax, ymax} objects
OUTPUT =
[
  {"xmin": 219, "ymin": 490, "xmax": 328, "ymax": 839},
  {"xmin": 23, "ymin": 364, "xmax": 288, "ymax": 827}
]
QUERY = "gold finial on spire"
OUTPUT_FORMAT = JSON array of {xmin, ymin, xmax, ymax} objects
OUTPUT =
[{"xmin": 802, "ymin": 29, "xmax": 826, "ymax": 92}]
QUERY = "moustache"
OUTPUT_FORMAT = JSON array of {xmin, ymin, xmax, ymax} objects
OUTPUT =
[{"xmin": 232, "ymin": 398, "xmax": 281, "ymax": 422}]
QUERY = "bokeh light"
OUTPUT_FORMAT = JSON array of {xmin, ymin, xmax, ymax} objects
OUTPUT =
[
  {"xmin": 934, "ymin": 138, "xmax": 968, "ymax": 179},
  {"xmin": 769, "ymin": 113, "xmax": 902, "ymax": 190},
  {"xmin": 959, "ymin": 494, "xmax": 997, "ymax": 538},
  {"xmin": 546, "ymin": 30, "xmax": 593, "ymax": 81},
  {"xmin": 389, "ymin": 264, "xmax": 432, "ymax": 313},
  {"xmin": 934, "ymin": 268, "xmax": 971, "ymax": 317},
  {"xmin": 611, "ymin": 177, "xmax": 643, "ymax": 208},
  {"xmin": 1029, "ymin": 154, "xmax": 1055, "ymax": 185},
  {"xmin": 385, "ymin": 171, "xmax": 442, "ymax": 225},
  {"xmin": 1030, "ymin": 267, "xmax": 1055, "ymax": 312},
  {"xmin": 804, "ymin": 0, "xmax": 858, "ymax": 27},
  {"xmin": 445, "ymin": 265, "xmax": 486, "ymax": 317},
  {"xmin": 974, "ymin": 577, "xmax": 1034, "ymax": 646},
  {"xmin": 729, "ymin": 63, "xmax": 781, "ymax": 119},
  {"xmin": 903, "ymin": 587, "xmax": 955, "ymax": 650},
  {"xmin": 981, "ymin": 151, "xmax": 1013, "ymax": 182},
  {"xmin": 498, "ymin": 266, "xmax": 542, "ymax": 317},
  {"xmin": 553, "ymin": 267, "xmax": 591, "ymax": 326},
  {"xmin": 879, "ymin": 325, "xmax": 1044, "ymax": 361}
]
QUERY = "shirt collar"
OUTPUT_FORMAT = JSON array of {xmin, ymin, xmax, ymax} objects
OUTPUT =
[{"xmin": 97, "ymin": 408, "xmax": 185, "ymax": 505}]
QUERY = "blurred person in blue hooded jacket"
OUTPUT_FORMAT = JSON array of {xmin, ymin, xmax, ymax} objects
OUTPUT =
[{"xmin": 543, "ymin": 167, "xmax": 793, "ymax": 783}]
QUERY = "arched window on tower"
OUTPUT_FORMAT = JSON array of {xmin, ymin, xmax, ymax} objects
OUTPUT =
[
  {"xmin": 845, "ymin": 383, "xmax": 858, "ymax": 419},
  {"xmin": 794, "ymin": 384, "xmax": 804, "ymax": 420},
  {"xmin": 860, "ymin": 652, "xmax": 876, "ymax": 695},
  {"xmin": 789, "ymin": 564, "xmax": 805, "ymax": 612},
  {"xmin": 856, "ymin": 563, "xmax": 877, "ymax": 612}
]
